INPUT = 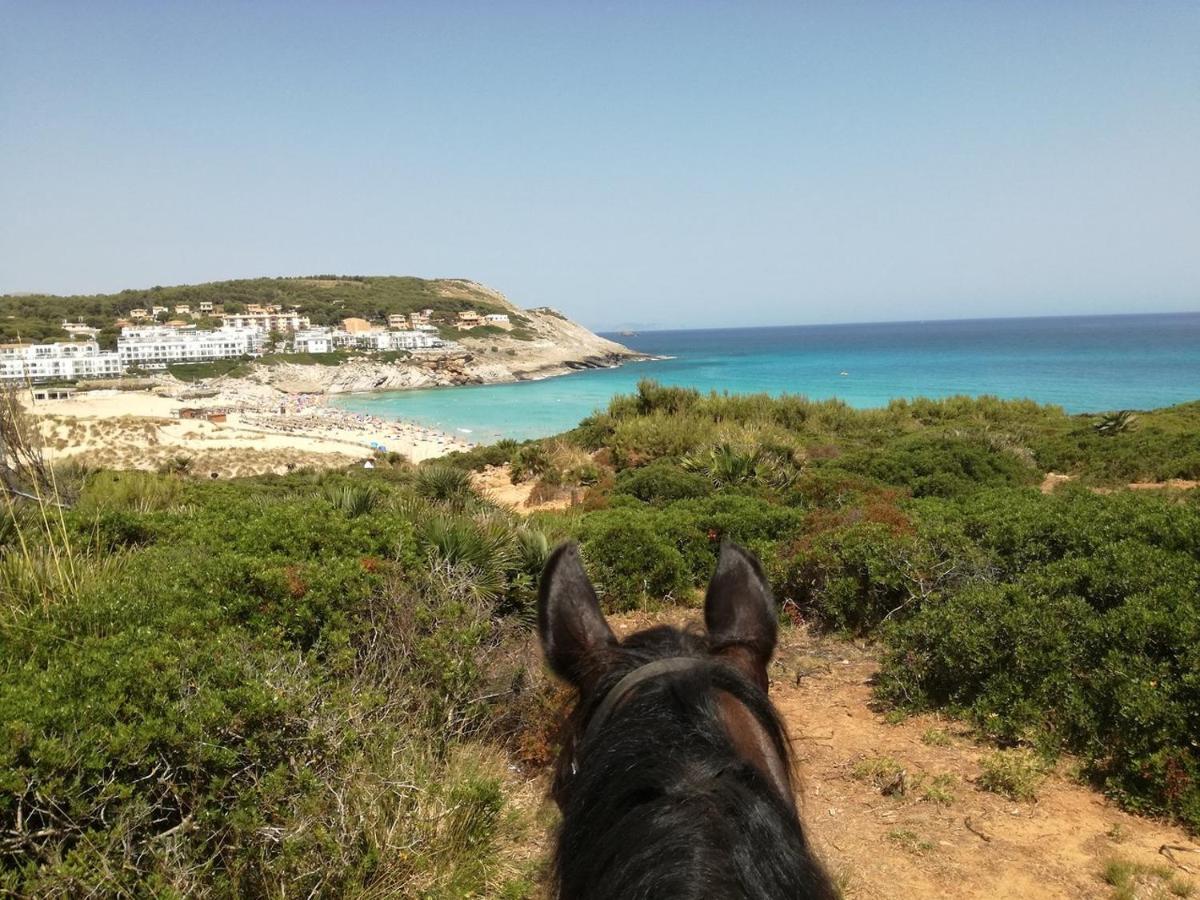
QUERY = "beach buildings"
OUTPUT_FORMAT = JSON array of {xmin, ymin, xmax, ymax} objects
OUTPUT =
[
  {"xmin": 0, "ymin": 340, "xmax": 123, "ymax": 382},
  {"xmin": 221, "ymin": 310, "xmax": 310, "ymax": 333},
  {"xmin": 388, "ymin": 330, "xmax": 444, "ymax": 350},
  {"xmin": 117, "ymin": 326, "xmax": 263, "ymax": 369},
  {"xmin": 294, "ymin": 325, "xmax": 445, "ymax": 353},
  {"xmin": 60, "ymin": 321, "xmax": 100, "ymax": 339},
  {"xmin": 356, "ymin": 330, "xmax": 444, "ymax": 351},
  {"xmin": 292, "ymin": 330, "xmax": 334, "ymax": 354},
  {"xmin": 387, "ymin": 314, "xmax": 408, "ymax": 329},
  {"xmin": 483, "ymin": 313, "xmax": 510, "ymax": 325},
  {"xmin": 456, "ymin": 311, "xmax": 482, "ymax": 329}
]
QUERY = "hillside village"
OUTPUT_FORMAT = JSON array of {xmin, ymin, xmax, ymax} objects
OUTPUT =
[{"xmin": 0, "ymin": 299, "xmax": 522, "ymax": 383}]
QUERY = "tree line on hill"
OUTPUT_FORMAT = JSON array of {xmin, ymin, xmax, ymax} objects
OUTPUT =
[{"xmin": 0, "ymin": 276, "xmax": 515, "ymax": 344}]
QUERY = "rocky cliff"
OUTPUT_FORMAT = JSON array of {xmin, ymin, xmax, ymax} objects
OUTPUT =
[{"xmin": 235, "ymin": 298, "xmax": 645, "ymax": 395}]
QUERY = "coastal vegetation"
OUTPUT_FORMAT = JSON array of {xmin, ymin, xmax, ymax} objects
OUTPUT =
[{"xmin": 2, "ymin": 380, "xmax": 1198, "ymax": 895}]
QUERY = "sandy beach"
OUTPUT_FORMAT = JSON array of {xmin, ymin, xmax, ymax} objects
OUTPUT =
[{"xmin": 22, "ymin": 382, "xmax": 475, "ymax": 476}]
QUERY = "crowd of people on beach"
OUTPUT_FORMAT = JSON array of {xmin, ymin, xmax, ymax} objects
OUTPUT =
[{"xmin": 235, "ymin": 396, "xmax": 476, "ymax": 456}]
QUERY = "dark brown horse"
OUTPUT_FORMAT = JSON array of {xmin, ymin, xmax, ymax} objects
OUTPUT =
[{"xmin": 538, "ymin": 540, "xmax": 837, "ymax": 899}]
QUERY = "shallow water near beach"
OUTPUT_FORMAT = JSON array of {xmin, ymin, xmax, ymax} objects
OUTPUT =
[{"xmin": 330, "ymin": 313, "xmax": 1200, "ymax": 443}]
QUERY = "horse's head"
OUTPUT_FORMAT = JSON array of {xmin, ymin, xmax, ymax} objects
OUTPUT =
[{"xmin": 537, "ymin": 539, "xmax": 793, "ymax": 810}]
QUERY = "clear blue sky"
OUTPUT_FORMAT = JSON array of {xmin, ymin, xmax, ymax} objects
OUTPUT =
[{"xmin": 2, "ymin": 2, "xmax": 1197, "ymax": 330}]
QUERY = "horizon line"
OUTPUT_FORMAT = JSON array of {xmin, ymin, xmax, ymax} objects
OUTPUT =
[{"xmin": 597, "ymin": 308, "xmax": 1200, "ymax": 335}]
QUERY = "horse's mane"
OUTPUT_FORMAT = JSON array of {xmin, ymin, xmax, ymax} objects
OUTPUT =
[{"xmin": 550, "ymin": 624, "xmax": 836, "ymax": 900}]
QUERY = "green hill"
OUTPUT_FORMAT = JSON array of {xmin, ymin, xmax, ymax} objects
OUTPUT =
[{"xmin": 0, "ymin": 276, "xmax": 522, "ymax": 343}]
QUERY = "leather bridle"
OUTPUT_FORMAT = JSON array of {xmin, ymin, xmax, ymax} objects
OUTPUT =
[
  {"xmin": 569, "ymin": 656, "xmax": 740, "ymax": 778},
  {"xmin": 581, "ymin": 657, "xmax": 708, "ymax": 749}
]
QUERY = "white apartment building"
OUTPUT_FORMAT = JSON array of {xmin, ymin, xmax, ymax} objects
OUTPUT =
[
  {"xmin": 222, "ymin": 311, "xmax": 311, "ymax": 333},
  {"xmin": 290, "ymin": 327, "xmax": 445, "ymax": 354},
  {"xmin": 483, "ymin": 313, "xmax": 510, "ymax": 325},
  {"xmin": 60, "ymin": 320, "xmax": 100, "ymax": 339},
  {"xmin": 117, "ymin": 326, "xmax": 263, "ymax": 368},
  {"xmin": 292, "ymin": 330, "xmax": 334, "ymax": 354},
  {"xmin": 388, "ymin": 330, "xmax": 444, "ymax": 350},
  {"xmin": 0, "ymin": 341, "xmax": 124, "ymax": 382}
]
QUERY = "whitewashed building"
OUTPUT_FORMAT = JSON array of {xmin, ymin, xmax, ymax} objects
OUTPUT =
[
  {"xmin": 0, "ymin": 341, "xmax": 124, "ymax": 382},
  {"xmin": 221, "ymin": 311, "xmax": 311, "ymax": 333},
  {"xmin": 61, "ymin": 321, "xmax": 100, "ymax": 339},
  {"xmin": 292, "ymin": 330, "xmax": 334, "ymax": 354},
  {"xmin": 117, "ymin": 326, "xmax": 262, "ymax": 368},
  {"xmin": 483, "ymin": 313, "xmax": 510, "ymax": 325},
  {"xmin": 388, "ymin": 330, "xmax": 445, "ymax": 350},
  {"xmin": 289, "ymin": 326, "xmax": 445, "ymax": 354}
]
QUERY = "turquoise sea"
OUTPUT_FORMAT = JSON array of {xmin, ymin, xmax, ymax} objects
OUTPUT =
[{"xmin": 331, "ymin": 313, "xmax": 1200, "ymax": 444}]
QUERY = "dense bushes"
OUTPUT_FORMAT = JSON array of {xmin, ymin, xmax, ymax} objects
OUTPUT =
[
  {"xmin": 0, "ymin": 471, "xmax": 544, "ymax": 896},
  {"xmin": 871, "ymin": 489, "xmax": 1200, "ymax": 828},
  {"xmin": 1028, "ymin": 401, "xmax": 1200, "ymax": 483},
  {"xmin": 828, "ymin": 433, "xmax": 1036, "ymax": 498},
  {"xmin": 613, "ymin": 461, "xmax": 710, "ymax": 504},
  {"xmin": 5, "ymin": 380, "xmax": 1200, "ymax": 897},
  {"xmin": 563, "ymin": 385, "xmax": 1200, "ymax": 830},
  {"xmin": 576, "ymin": 494, "xmax": 806, "ymax": 608}
]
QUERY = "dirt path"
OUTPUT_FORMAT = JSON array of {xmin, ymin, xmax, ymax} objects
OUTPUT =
[
  {"xmin": 601, "ymin": 612, "xmax": 1200, "ymax": 899},
  {"xmin": 472, "ymin": 464, "xmax": 574, "ymax": 513},
  {"xmin": 1040, "ymin": 471, "xmax": 1199, "ymax": 494}
]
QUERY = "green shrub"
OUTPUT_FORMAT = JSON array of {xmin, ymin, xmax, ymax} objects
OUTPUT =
[
  {"xmin": 977, "ymin": 750, "xmax": 1048, "ymax": 801},
  {"xmin": 0, "ymin": 476, "xmax": 534, "ymax": 895},
  {"xmin": 415, "ymin": 464, "xmax": 476, "ymax": 506},
  {"xmin": 509, "ymin": 443, "xmax": 550, "ymax": 482},
  {"xmin": 656, "ymin": 494, "xmax": 806, "ymax": 587},
  {"xmin": 578, "ymin": 509, "xmax": 691, "ymax": 609},
  {"xmin": 322, "ymin": 481, "xmax": 382, "ymax": 517},
  {"xmin": 614, "ymin": 461, "xmax": 710, "ymax": 504},
  {"xmin": 440, "ymin": 438, "xmax": 520, "ymax": 471},
  {"xmin": 610, "ymin": 412, "xmax": 715, "ymax": 465},
  {"xmin": 786, "ymin": 514, "xmax": 986, "ymax": 634},
  {"xmin": 875, "ymin": 490, "xmax": 1200, "ymax": 827},
  {"xmin": 827, "ymin": 433, "xmax": 1036, "ymax": 498}
]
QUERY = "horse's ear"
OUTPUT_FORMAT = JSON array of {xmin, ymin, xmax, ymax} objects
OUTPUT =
[
  {"xmin": 538, "ymin": 542, "xmax": 617, "ymax": 689},
  {"xmin": 704, "ymin": 540, "xmax": 777, "ymax": 691}
]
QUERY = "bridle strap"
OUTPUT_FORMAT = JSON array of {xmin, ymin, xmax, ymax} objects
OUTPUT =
[{"xmin": 581, "ymin": 657, "xmax": 708, "ymax": 748}]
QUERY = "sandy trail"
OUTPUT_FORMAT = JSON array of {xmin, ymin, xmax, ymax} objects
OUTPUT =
[{"xmin": 471, "ymin": 464, "xmax": 575, "ymax": 513}]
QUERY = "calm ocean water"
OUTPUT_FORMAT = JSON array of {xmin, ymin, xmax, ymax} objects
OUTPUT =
[{"xmin": 330, "ymin": 313, "xmax": 1200, "ymax": 444}]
